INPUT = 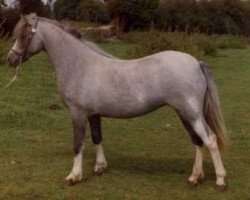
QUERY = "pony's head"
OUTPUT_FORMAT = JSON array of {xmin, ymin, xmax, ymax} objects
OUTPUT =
[{"xmin": 7, "ymin": 13, "xmax": 44, "ymax": 68}]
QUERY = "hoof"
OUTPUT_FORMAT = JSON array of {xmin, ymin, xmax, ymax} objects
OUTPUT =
[
  {"xmin": 187, "ymin": 180, "xmax": 199, "ymax": 188},
  {"xmin": 216, "ymin": 184, "xmax": 226, "ymax": 192},
  {"xmin": 94, "ymin": 163, "xmax": 106, "ymax": 176},
  {"xmin": 64, "ymin": 178, "xmax": 76, "ymax": 186},
  {"xmin": 94, "ymin": 166, "xmax": 104, "ymax": 176},
  {"xmin": 94, "ymin": 169, "xmax": 104, "ymax": 176},
  {"xmin": 64, "ymin": 173, "xmax": 82, "ymax": 186},
  {"xmin": 64, "ymin": 178, "xmax": 82, "ymax": 186}
]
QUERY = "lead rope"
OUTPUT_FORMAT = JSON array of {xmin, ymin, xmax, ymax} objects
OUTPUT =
[{"xmin": 0, "ymin": 65, "xmax": 20, "ymax": 92}]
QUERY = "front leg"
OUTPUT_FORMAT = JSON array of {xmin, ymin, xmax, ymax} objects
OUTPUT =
[{"xmin": 65, "ymin": 107, "xmax": 87, "ymax": 185}]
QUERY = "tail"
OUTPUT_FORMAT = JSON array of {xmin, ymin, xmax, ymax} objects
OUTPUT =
[{"xmin": 200, "ymin": 62, "xmax": 228, "ymax": 152}]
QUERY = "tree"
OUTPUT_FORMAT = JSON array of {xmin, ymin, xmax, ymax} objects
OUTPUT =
[
  {"xmin": 155, "ymin": 0, "xmax": 250, "ymax": 35},
  {"xmin": 54, "ymin": 0, "xmax": 110, "ymax": 23},
  {"xmin": 54, "ymin": 0, "xmax": 80, "ymax": 20},
  {"xmin": 107, "ymin": 0, "xmax": 159, "ymax": 36},
  {"xmin": 18, "ymin": 0, "xmax": 51, "ymax": 17},
  {"xmin": 76, "ymin": 0, "xmax": 110, "ymax": 24},
  {"xmin": 156, "ymin": 0, "xmax": 198, "ymax": 32}
]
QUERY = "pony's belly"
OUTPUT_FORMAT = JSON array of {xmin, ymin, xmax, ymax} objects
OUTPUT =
[{"xmin": 97, "ymin": 102, "xmax": 165, "ymax": 119}]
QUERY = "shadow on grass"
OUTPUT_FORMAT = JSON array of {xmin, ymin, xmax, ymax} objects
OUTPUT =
[{"xmin": 107, "ymin": 153, "xmax": 214, "ymax": 178}]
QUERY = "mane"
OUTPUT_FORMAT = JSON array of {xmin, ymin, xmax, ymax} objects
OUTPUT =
[
  {"xmin": 39, "ymin": 17, "xmax": 116, "ymax": 59},
  {"xmin": 39, "ymin": 17, "xmax": 83, "ymax": 39}
]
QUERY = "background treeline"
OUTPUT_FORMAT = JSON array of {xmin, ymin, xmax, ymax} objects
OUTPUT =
[
  {"xmin": 54, "ymin": 0, "xmax": 110, "ymax": 23},
  {"xmin": 54, "ymin": 0, "xmax": 250, "ymax": 35},
  {"xmin": 156, "ymin": 0, "xmax": 250, "ymax": 35},
  {"xmin": 1, "ymin": 0, "xmax": 250, "ymax": 62},
  {"xmin": 1, "ymin": 0, "xmax": 250, "ymax": 35}
]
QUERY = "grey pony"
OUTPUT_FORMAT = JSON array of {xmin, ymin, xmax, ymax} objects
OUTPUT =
[{"xmin": 7, "ymin": 13, "xmax": 228, "ymax": 190}]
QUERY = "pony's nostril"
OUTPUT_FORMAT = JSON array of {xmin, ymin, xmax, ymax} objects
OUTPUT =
[{"xmin": 7, "ymin": 57, "xmax": 12, "ymax": 64}]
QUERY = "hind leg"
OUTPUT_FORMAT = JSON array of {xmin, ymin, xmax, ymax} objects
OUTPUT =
[
  {"xmin": 181, "ymin": 118, "xmax": 204, "ymax": 186},
  {"xmin": 189, "ymin": 146, "xmax": 204, "ymax": 186},
  {"xmin": 191, "ymin": 116, "xmax": 226, "ymax": 190},
  {"xmin": 89, "ymin": 115, "xmax": 107, "ymax": 175}
]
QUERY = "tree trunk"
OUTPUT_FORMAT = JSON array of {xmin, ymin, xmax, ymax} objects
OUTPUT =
[{"xmin": 114, "ymin": 16, "xmax": 127, "ymax": 38}]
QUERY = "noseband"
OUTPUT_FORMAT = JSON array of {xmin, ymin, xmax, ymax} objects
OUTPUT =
[
  {"xmin": 11, "ymin": 21, "xmax": 38, "ymax": 58},
  {"xmin": 10, "ymin": 48, "xmax": 23, "ymax": 57}
]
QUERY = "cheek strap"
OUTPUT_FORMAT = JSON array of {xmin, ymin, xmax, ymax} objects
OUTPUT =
[{"xmin": 11, "ymin": 26, "xmax": 37, "ymax": 58}]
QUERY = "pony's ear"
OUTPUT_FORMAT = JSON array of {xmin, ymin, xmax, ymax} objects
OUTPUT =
[{"xmin": 24, "ymin": 13, "xmax": 38, "ymax": 27}]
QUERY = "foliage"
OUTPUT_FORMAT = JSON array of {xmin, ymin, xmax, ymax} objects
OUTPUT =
[
  {"xmin": 107, "ymin": 0, "xmax": 159, "ymax": 33},
  {"xmin": 76, "ymin": 0, "xmax": 110, "ymax": 23},
  {"xmin": 18, "ymin": 0, "xmax": 51, "ymax": 17},
  {"xmin": 210, "ymin": 34, "xmax": 247, "ymax": 49},
  {"xmin": 54, "ymin": 0, "xmax": 109, "ymax": 24},
  {"xmin": 121, "ymin": 30, "xmax": 247, "ymax": 59},
  {"xmin": 0, "ymin": 8, "xmax": 20, "ymax": 36},
  {"xmin": 54, "ymin": 0, "xmax": 80, "ymax": 20},
  {"xmin": 53, "ymin": 0, "xmax": 250, "ymax": 36},
  {"xmin": 122, "ymin": 30, "xmax": 217, "ymax": 58},
  {"xmin": 84, "ymin": 30, "xmax": 109, "ymax": 43},
  {"xmin": 155, "ymin": 0, "xmax": 250, "ymax": 35}
]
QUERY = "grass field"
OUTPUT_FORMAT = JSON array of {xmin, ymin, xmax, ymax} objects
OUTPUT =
[{"xmin": 0, "ymin": 41, "xmax": 249, "ymax": 199}]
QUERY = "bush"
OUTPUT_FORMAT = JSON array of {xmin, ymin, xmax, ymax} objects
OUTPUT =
[
  {"xmin": 84, "ymin": 29, "xmax": 108, "ymax": 43},
  {"xmin": 122, "ymin": 30, "xmax": 217, "ymax": 59},
  {"xmin": 191, "ymin": 33, "xmax": 217, "ymax": 56},
  {"xmin": 121, "ymin": 30, "xmax": 247, "ymax": 59},
  {"xmin": 210, "ymin": 34, "xmax": 247, "ymax": 49}
]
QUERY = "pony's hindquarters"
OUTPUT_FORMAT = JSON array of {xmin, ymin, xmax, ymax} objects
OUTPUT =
[{"xmin": 176, "ymin": 62, "xmax": 227, "ymax": 190}]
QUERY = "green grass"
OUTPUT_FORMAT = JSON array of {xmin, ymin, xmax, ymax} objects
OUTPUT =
[{"xmin": 0, "ymin": 41, "xmax": 249, "ymax": 199}]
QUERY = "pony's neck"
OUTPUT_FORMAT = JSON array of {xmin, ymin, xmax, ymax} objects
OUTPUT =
[{"xmin": 40, "ymin": 21, "xmax": 99, "ymax": 75}]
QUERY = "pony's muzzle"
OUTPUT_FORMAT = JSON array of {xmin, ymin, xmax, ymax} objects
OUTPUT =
[{"xmin": 7, "ymin": 50, "xmax": 21, "ymax": 68}]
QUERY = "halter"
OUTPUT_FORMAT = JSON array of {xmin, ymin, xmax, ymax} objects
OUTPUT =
[{"xmin": 10, "ymin": 21, "xmax": 38, "ymax": 59}]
